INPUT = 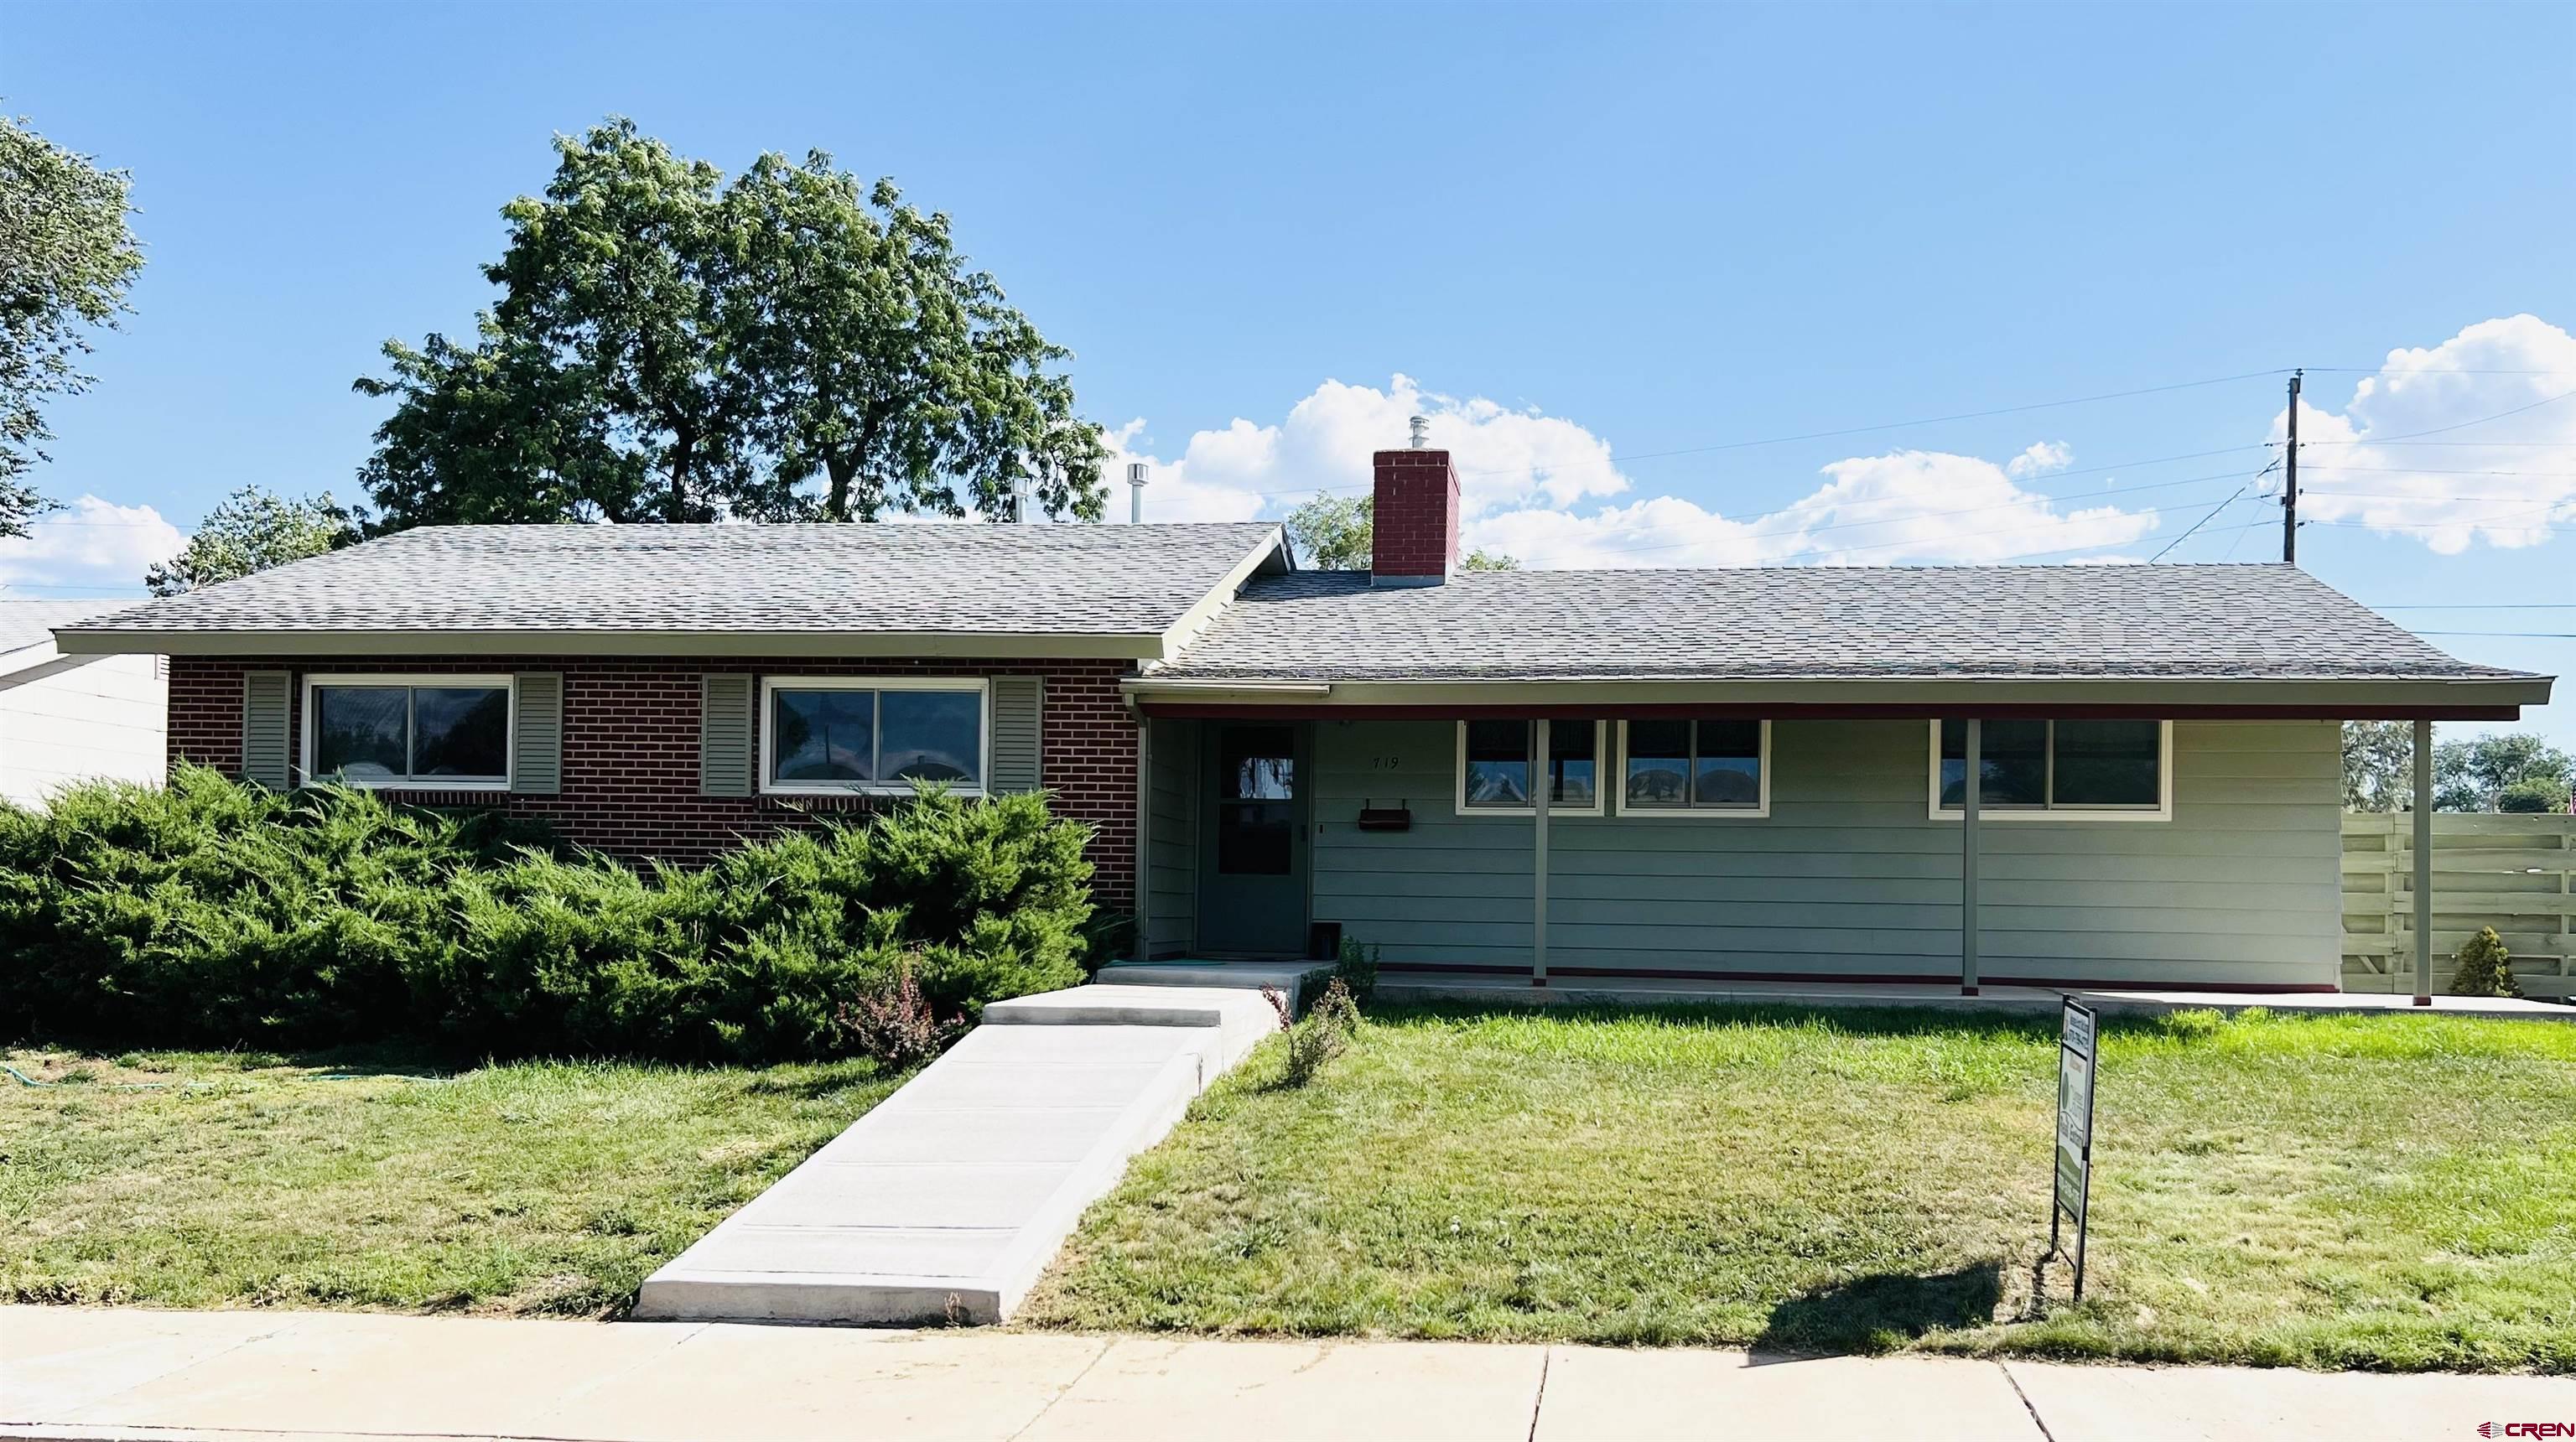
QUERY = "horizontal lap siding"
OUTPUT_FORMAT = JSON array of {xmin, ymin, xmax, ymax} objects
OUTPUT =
[
  {"xmin": 166, "ymin": 654, "xmax": 1140, "ymax": 910},
  {"xmin": 1145, "ymin": 717, "xmax": 1199, "ymax": 957},
  {"xmin": 1313, "ymin": 718, "xmax": 2342, "ymax": 988}
]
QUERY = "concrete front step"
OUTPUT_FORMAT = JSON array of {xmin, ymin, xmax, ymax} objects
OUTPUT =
[
  {"xmin": 1091, "ymin": 961, "xmax": 1338, "ymax": 1011},
  {"xmin": 633, "ymin": 985, "xmax": 1281, "ymax": 1327}
]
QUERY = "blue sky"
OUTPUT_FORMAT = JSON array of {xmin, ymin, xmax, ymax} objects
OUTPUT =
[{"xmin": 5, "ymin": 2, "xmax": 2573, "ymax": 745}]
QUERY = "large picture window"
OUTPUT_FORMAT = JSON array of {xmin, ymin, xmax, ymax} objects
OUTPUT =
[
  {"xmin": 1454, "ymin": 719, "xmax": 1605, "ymax": 815},
  {"xmin": 1931, "ymin": 718, "xmax": 2170, "ymax": 819},
  {"xmin": 763, "ymin": 677, "xmax": 988, "ymax": 795},
  {"xmin": 304, "ymin": 675, "xmax": 512, "ymax": 789},
  {"xmin": 1617, "ymin": 718, "xmax": 1770, "ymax": 817}
]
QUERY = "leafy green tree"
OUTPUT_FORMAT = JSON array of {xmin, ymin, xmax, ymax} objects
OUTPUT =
[
  {"xmin": 2340, "ymin": 720, "xmax": 2415, "ymax": 812},
  {"xmin": 0, "ymin": 113, "xmax": 144, "ymax": 537},
  {"xmin": 354, "ymin": 324, "xmax": 647, "ymax": 525},
  {"xmin": 1284, "ymin": 490, "xmax": 1516, "ymax": 571},
  {"xmin": 357, "ymin": 120, "xmax": 1104, "ymax": 529},
  {"xmin": 724, "ymin": 156, "xmax": 1104, "ymax": 521},
  {"xmin": 147, "ymin": 486, "xmax": 361, "ymax": 596},
  {"xmin": 486, "ymin": 120, "xmax": 754, "ymax": 523},
  {"xmin": 2434, "ymin": 732, "xmax": 2575, "ymax": 812}
]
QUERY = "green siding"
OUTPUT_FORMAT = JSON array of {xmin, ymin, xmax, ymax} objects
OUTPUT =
[
  {"xmin": 1310, "ymin": 718, "xmax": 2343, "ymax": 987},
  {"xmin": 1145, "ymin": 717, "xmax": 1200, "ymax": 957}
]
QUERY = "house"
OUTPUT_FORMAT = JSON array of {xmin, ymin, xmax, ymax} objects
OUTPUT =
[
  {"xmin": 0, "ymin": 600, "xmax": 168, "ymax": 809},
  {"xmin": 53, "ymin": 445, "xmax": 2553, "ymax": 995}
]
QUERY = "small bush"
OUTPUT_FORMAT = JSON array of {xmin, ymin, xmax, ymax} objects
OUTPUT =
[
  {"xmin": 1265, "ymin": 977, "xmax": 1361, "ymax": 1087},
  {"xmin": 0, "ymin": 767, "xmax": 1093, "ymax": 1063},
  {"xmin": 1334, "ymin": 936, "xmax": 1379, "ymax": 1005},
  {"xmin": 835, "ymin": 955, "xmax": 966, "ymax": 1067},
  {"xmin": 2449, "ymin": 926, "xmax": 2522, "ymax": 999}
]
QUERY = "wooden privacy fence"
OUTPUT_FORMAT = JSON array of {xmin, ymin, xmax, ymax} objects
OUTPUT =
[{"xmin": 2342, "ymin": 812, "xmax": 2574, "ymax": 999}]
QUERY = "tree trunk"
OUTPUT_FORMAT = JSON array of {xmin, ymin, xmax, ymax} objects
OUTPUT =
[
  {"xmin": 825, "ymin": 454, "xmax": 856, "ymax": 522},
  {"xmin": 666, "ymin": 428, "xmax": 697, "ymax": 522}
]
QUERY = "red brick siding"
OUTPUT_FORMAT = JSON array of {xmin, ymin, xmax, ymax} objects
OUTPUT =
[
  {"xmin": 166, "ymin": 655, "xmax": 1140, "ymax": 910},
  {"xmin": 1370, "ymin": 449, "xmax": 1461, "ymax": 578}
]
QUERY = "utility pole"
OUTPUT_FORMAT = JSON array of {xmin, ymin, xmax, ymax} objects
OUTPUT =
[{"xmin": 2283, "ymin": 370, "xmax": 2302, "ymax": 564}]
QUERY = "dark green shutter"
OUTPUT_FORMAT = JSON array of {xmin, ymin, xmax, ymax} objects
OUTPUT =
[
  {"xmin": 989, "ymin": 675, "xmax": 1042, "ymax": 794},
  {"xmin": 700, "ymin": 674, "xmax": 754, "ymax": 796},
  {"xmin": 512, "ymin": 672, "xmax": 562, "ymax": 794},
  {"xmin": 241, "ymin": 671, "xmax": 291, "ymax": 790}
]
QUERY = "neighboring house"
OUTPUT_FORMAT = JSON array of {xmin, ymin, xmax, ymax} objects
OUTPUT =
[
  {"xmin": 55, "ymin": 446, "xmax": 2553, "ymax": 994},
  {"xmin": 1, "ymin": 600, "xmax": 169, "ymax": 809}
]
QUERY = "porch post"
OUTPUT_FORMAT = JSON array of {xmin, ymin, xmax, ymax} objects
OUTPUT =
[
  {"xmin": 1533, "ymin": 717, "xmax": 1550, "ymax": 988},
  {"xmin": 2413, "ymin": 717, "xmax": 2433, "ymax": 1006},
  {"xmin": 1961, "ymin": 717, "xmax": 1981, "ymax": 997}
]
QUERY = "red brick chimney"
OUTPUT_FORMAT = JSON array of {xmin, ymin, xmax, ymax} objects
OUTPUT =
[{"xmin": 1369, "ymin": 443, "xmax": 1461, "ymax": 586}]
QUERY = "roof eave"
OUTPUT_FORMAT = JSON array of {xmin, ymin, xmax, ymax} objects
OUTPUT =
[
  {"xmin": 1122, "ymin": 673, "xmax": 2553, "ymax": 719},
  {"xmin": 55, "ymin": 628, "xmax": 1170, "ymax": 661}
]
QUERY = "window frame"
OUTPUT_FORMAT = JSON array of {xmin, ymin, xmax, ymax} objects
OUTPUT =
[
  {"xmin": 1925, "ymin": 718, "xmax": 2173, "ymax": 822},
  {"xmin": 1612, "ymin": 718, "xmax": 1773, "ymax": 819},
  {"xmin": 1452, "ymin": 719, "xmax": 1608, "ymax": 817},
  {"xmin": 300, "ymin": 672, "xmax": 517, "ymax": 791},
  {"xmin": 759, "ymin": 675, "xmax": 993, "ymax": 798}
]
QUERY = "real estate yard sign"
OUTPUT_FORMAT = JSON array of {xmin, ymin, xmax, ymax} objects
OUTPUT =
[{"xmin": 2048, "ymin": 998, "xmax": 2098, "ymax": 1302}]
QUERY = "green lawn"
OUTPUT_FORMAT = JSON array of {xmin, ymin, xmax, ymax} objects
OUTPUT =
[
  {"xmin": 1021, "ymin": 1004, "xmax": 2576, "ymax": 1372},
  {"xmin": 0, "ymin": 1046, "xmax": 901, "ymax": 1315}
]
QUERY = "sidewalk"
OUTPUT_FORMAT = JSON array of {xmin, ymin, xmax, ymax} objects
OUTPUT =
[{"xmin": 5, "ymin": 1308, "xmax": 2571, "ymax": 1442}]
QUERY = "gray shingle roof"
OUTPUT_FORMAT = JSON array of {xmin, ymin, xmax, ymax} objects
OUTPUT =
[
  {"xmin": 61, "ymin": 522, "xmax": 1284, "ymax": 639},
  {"xmin": 1156, "ymin": 564, "xmax": 2536, "ymax": 682},
  {"xmin": 0, "ymin": 599, "xmax": 137, "ymax": 656}
]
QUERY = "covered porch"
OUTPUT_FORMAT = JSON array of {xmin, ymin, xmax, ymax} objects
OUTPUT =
[{"xmin": 1129, "ymin": 687, "xmax": 2515, "ymax": 1004}]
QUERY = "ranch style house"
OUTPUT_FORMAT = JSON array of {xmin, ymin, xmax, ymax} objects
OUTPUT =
[{"xmin": 54, "ymin": 443, "xmax": 2554, "ymax": 996}]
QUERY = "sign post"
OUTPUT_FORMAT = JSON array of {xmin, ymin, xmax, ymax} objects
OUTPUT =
[{"xmin": 2044, "ymin": 998, "xmax": 2099, "ymax": 1302}]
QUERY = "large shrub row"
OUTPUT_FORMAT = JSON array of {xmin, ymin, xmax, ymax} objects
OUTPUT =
[{"xmin": 0, "ymin": 766, "xmax": 1096, "ymax": 1062}]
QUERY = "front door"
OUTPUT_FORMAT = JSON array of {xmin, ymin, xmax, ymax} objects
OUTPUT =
[{"xmin": 1197, "ymin": 722, "xmax": 1309, "ymax": 956}]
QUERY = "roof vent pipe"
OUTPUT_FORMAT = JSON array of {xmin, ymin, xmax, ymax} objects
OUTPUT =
[
  {"xmin": 1126, "ymin": 462, "xmax": 1149, "ymax": 524},
  {"xmin": 1408, "ymin": 415, "xmax": 1430, "ymax": 449}
]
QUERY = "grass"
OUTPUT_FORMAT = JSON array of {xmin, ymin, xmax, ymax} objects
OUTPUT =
[
  {"xmin": 0, "ymin": 1045, "xmax": 903, "ymax": 1316},
  {"xmin": 1020, "ymin": 1004, "xmax": 2576, "ymax": 1372}
]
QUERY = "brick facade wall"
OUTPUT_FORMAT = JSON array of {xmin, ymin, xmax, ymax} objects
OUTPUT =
[
  {"xmin": 167, "ymin": 654, "xmax": 1140, "ymax": 910},
  {"xmin": 1370, "ymin": 448, "xmax": 1461, "ymax": 578}
]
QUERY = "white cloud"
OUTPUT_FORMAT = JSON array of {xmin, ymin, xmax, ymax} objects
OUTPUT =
[
  {"xmin": 0, "ymin": 495, "xmax": 184, "ymax": 598},
  {"xmin": 1107, "ymin": 375, "xmax": 2159, "ymax": 568},
  {"xmin": 1105, "ymin": 374, "xmax": 1628, "ymax": 525},
  {"xmin": 2287, "ymin": 314, "xmax": 2576, "ymax": 554},
  {"xmin": 2006, "ymin": 440, "xmax": 2075, "ymax": 479},
  {"xmin": 1467, "ymin": 449, "xmax": 2158, "ymax": 568}
]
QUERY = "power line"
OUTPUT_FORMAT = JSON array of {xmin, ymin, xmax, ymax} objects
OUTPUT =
[
  {"xmin": 2408, "ymin": 630, "xmax": 2576, "ymax": 640},
  {"xmin": 2151, "ymin": 473, "xmax": 2266, "ymax": 563},
  {"xmin": 1492, "ymin": 462, "xmax": 2268, "ymax": 563},
  {"xmin": 2373, "ymin": 603, "xmax": 2576, "ymax": 610},
  {"xmin": 1447, "ymin": 369, "xmax": 2288, "ymax": 477},
  {"xmin": 1519, "ymin": 479, "xmax": 2269, "ymax": 569},
  {"xmin": 1236, "ymin": 371, "xmax": 2289, "ymax": 500},
  {"xmin": 2301, "ymin": 367, "xmax": 2576, "ymax": 376}
]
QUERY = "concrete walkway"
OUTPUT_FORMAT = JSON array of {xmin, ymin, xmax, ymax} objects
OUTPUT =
[
  {"xmin": 636, "ymin": 985, "xmax": 1277, "ymax": 1326},
  {"xmin": 5, "ymin": 1307, "xmax": 2570, "ymax": 1442}
]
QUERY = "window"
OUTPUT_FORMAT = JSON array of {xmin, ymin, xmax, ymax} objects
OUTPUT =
[
  {"xmin": 1932, "ymin": 718, "xmax": 2169, "ymax": 819},
  {"xmin": 1616, "ymin": 718, "xmax": 1770, "ymax": 817},
  {"xmin": 762, "ymin": 677, "xmax": 987, "ymax": 795},
  {"xmin": 1454, "ymin": 720, "xmax": 1605, "ymax": 815},
  {"xmin": 1214, "ymin": 724, "xmax": 1296, "ymax": 874},
  {"xmin": 304, "ymin": 676, "xmax": 512, "ymax": 789}
]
